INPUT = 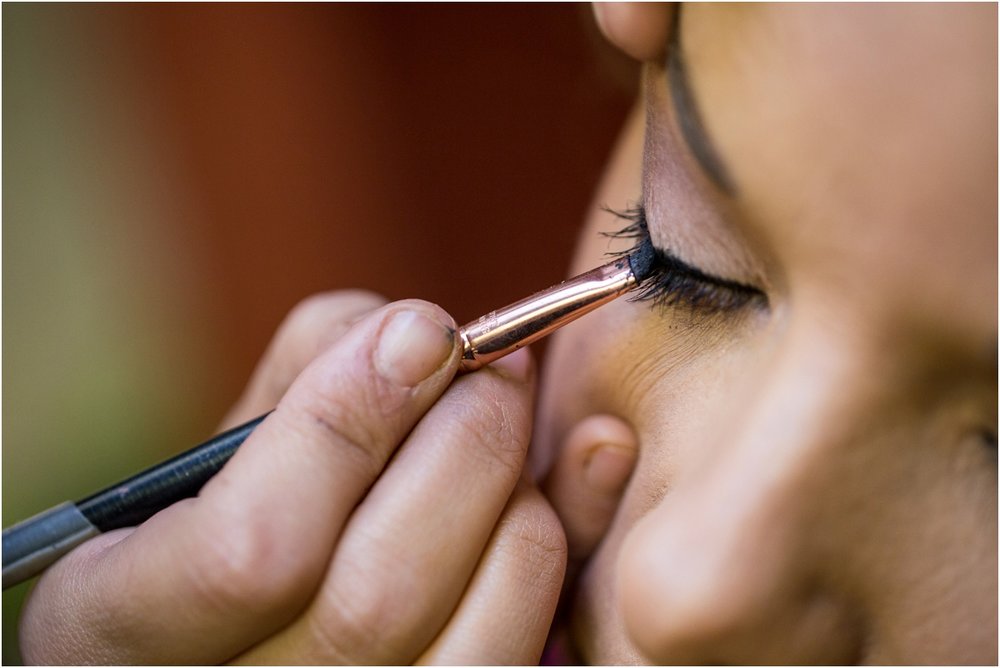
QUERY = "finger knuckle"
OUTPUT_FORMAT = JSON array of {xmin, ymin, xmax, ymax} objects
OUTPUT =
[
  {"xmin": 290, "ymin": 290, "xmax": 388, "ymax": 324},
  {"xmin": 288, "ymin": 384, "xmax": 395, "ymax": 481},
  {"xmin": 185, "ymin": 519, "xmax": 305, "ymax": 616},
  {"xmin": 309, "ymin": 558, "xmax": 414, "ymax": 661},
  {"xmin": 276, "ymin": 294, "xmax": 338, "ymax": 351},
  {"xmin": 259, "ymin": 291, "xmax": 389, "ymax": 401},
  {"xmin": 443, "ymin": 383, "xmax": 530, "ymax": 481},
  {"xmin": 500, "ymin": 496, "xmax": 568, "ymax": 596},
  {"xmin": 281, "ymin": 290, "xmax": 388, "ymax": 350}
]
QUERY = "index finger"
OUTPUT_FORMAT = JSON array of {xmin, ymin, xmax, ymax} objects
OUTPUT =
[
  {"xmin": 21, "ymin": 300, "xmax": 460, "ymax": 665},
  {"xmin": 220, "ymin": 290, "xmax": 388, "ymax": 429}
]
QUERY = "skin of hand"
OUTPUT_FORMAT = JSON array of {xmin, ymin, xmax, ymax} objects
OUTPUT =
[{"xmin": 18, "ymin": 290, "xmax": 633, "ymax": 664}]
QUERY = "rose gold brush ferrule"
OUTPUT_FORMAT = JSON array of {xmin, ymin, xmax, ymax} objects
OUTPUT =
[{"xmin": 457, "ymin": 256, "xmax": 637, "ymax": 372}]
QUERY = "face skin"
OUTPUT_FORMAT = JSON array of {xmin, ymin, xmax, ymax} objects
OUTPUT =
[{"xmin": 535, "ymin": 4, "xmax": 997, "ymax": 664}]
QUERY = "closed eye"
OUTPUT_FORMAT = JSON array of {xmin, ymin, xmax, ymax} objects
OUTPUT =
[{"xmin": 605, "ymin": 205, "xmax": 767, "ymax": 313}]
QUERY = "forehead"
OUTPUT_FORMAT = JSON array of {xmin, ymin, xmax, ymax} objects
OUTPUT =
[{"xmin": 683, "ymin": 4, "xmax": 997, "ymax": 342}]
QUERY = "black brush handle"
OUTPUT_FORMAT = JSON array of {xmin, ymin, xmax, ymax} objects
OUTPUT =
[
  {"xmin": 2, "ymin": 412, "xmax": 270, "ymax": 589},
  {"xmin": 77, "ymin": 413, "xmax": 269, "ymax": 531}
]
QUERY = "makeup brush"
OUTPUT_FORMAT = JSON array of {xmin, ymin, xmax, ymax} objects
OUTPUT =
[{"xmin": 2, "ymin": 239, "xmax": 655, "ymax": 589}]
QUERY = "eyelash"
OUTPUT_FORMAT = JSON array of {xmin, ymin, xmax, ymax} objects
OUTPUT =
[{"xmin": 605, "ymin": 205, "xmax": 767, "ymax": 313}]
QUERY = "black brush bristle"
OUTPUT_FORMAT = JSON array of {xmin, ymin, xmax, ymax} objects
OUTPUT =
[{"xmin": 628, "ymin": 236, "xmax": 656, "ymax": 283}]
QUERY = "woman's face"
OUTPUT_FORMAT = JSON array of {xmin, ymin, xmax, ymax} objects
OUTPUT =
[{"xmin": 535, "ymin": 4, "xmax": 997, "ymax": 664}]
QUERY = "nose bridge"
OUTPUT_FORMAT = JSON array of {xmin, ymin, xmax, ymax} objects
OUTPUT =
[
  {"xmin": 622, "ymin": 318, "xmax": 880, "ymax": 663},
  {"xmin": 684, "ymin": 312, "xmax": 882, "ymax": 554}
]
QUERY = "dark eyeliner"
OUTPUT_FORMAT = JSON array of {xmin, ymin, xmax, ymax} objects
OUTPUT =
[{"xmin": 605, "ymin": 205, "xmax": 766, "ymax": 312}]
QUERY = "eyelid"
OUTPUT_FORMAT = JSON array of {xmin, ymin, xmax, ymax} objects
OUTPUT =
[
  {"xmin": 666, "ymin": 6, "xmax": 737, "ymax": 195},
  {"xmin": 604, "ymin": 205, "xmax": 767, "ymax": 313}
]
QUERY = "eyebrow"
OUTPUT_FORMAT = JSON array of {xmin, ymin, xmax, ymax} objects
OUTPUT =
[{"xmin": 666, "ymin": 9, "xmax": 737, "ymax": 195}]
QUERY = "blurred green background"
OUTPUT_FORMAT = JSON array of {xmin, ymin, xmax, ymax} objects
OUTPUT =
[{"xmin": 2, "ymin": 4, "xmax": 635, "ymax": 662}]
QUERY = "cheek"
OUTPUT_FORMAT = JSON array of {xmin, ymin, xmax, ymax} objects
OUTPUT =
[
  {"xmin": 536, "ymin": 287, "xmax": 753, "ymax": 482},
  {"xmin": 538, "ymin": 311, "xmax": 762, "ymax": 662},
  {"xmin": 533, "ymin": 300, "xmax": 631, "ymax": 476}
]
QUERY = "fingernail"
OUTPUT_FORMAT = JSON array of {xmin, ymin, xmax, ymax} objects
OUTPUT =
[
  {"xmin": 490, "ymin": 347, "xmax": 532, "ymax": 382},
  {"xmin": 584, "ymin": 444, "xmax": 636, "ymax": 496},
  {"xmin": 376, "ymin": 310, "xmax": 455, "ymax": 387}
]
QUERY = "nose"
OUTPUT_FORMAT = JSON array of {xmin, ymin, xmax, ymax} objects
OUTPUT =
[{"xmin": 619, "ymin": 329, "xmax": 872, "ymax": 664}]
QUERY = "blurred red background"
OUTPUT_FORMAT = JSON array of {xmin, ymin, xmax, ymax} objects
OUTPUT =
[
  {"xmin": 116, "ymin": 3, "xmax": 636, "ymax": 386},
  {"xmin": 2, "ymin": 4, "xmax": 636, "ymax": 661}
]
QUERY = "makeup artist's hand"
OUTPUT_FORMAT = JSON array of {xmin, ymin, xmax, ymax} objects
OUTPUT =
[{"xmin": 19, "ymin": 291, "xmax": 568, "ymax": 664}]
